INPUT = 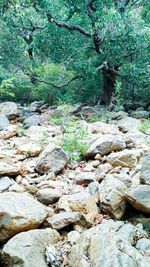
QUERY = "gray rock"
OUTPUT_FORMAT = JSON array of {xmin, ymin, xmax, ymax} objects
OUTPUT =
[
  {"xmin": 0, "ymin": 102, "xmax": 18, "ymax": 119},
  {"xmin": 35, "ymin": 143, "xmax": 68, "ymax": 174},
  {"xmin": 1, "ymin": 228, "xmax": 60, "ymax": 267},
  {"xmin": 0, "ymin": 176, "xmax": 13, "ymax": 192},
  {"xmin": 0, "ymin": 114, "xmax": 10, "ymax": 131},
  {"xmin": 36, "ymin": 188, "xmax": 62, "ymax": 205},
  {"xmin": 140, "ymin": 153, "xmax": 150, "ymax": 185},
  {"xmin": 125, "ymin": 185, "xmax": 150, "ymax": 213},
  {"xmin": 117, "ymin": 224, "xmax": 148, "ymax": 245},
  {"xmin": 69, "ymin": 222, "xmax": 150, "ymax": 267},
  {"xmin": 46, "ymin": 212, "xmax": 81, "ymax": 230},
  {"xmin": 0, "ymin": 192, "xmax": 47, "ymax": 242},
  {"xmin": 99, "ymin": 177, "xmax": 127, "ymax": 219},
  {"xmin": 75, "ymin": 172, "xmax": 96, "ymax": 185},
  {"xmin": 117, "ymin": 117, "xmax": 141, "ymax": 132},
  {"xmin": 130, "ymin": 110, "xmax": 149, "ymax": 119},
  {"xmin": 23, "ymin": 114, "xmax": 44, "ymax": 128},
  {"xmin": 136, "ymin": 238, "xmax": 150, "ymax": 252},
  {"xmin": 88, "ymin": 181, "xmax": 99, "ymax": 195},
  {"xmin": 86, "ymin": 134, "xmax": 126, "ymax": 157}
]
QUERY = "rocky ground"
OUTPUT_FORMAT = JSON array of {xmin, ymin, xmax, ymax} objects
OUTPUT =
[{"xmin": 0, "ymin": 101, "xmax": 150, "ymax": 267}]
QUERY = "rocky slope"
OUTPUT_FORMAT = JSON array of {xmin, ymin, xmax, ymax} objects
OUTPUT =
[{"xmin": 0, "ymin": 101, "xmax": 150, "ymax": 267}]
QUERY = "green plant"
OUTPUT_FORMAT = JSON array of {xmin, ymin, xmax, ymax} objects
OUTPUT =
[
  {"xmin": 18, "ymin": 127, "xmax": 25, "ymax": 136},
  {"xmin": 114, "ymin": 80, "xmax": 123, "ymax": 109},
  {"xmin": 23, "ymin": 151, "xmax": 30, "ymax": 158},
  {"xmin": 139, "ymin": 121, "xmax": 150, "ymax": 133},
  {"xmin": 59, "ymin": 123, "xmax": 88, "ymax": 162}
]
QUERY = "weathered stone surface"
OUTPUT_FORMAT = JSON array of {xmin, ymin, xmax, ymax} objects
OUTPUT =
[
  {"xmin": 117, "ymin": 224, "xmax": 147, "ymax": 245},
  {"xmin": 99, "ymin": 177, "xmax": 127, "ymax": 219},
  {"xmin": 46, "ymin": 212, "xmax": 81, "ymax": 230},
  {"xmin": 88, "ymin": 121, "xmax": 120, "ymax": 135},
  {"xmin": 69, "ymin": 221, "xmax": 150, "ymax": 267},
  {"xmin": 107, "ymin": 149, "xmax": 141, "ymax": 168},
  {"xmin": 23, "ymin": 114, "xmax": 44, "ymax": 128},
  {"xmin": 86, "ymin": 134, "xmax": 126, "ymax": 157},
  {"xmin": 136, "ymin": 238, "xmax": 150, "ymax": 252},
  {"xmin": 35, "ymin": 143, "xmax": 68, "ymax": 174},
  {"xmin": 57, "ymin": 192, "xmax": 98, "ymax": 226},
  {"xmin": 26, "ymin": 125, "xmax": 61, "ymax": 142},
  {"xmin": 0, "ymin": 160, "xmax": 25, "ymax": 176},
  {"xmin": 0, "ymin": 114, "xmax": 10, "ymax": 131},
  {"xmin": 0, "ymin": 125, "xmax": 18, "ymax": 139},
  {"xmin": 125, "ymin": 185, "xmax": 150, "ymax": 213},
  {"xmin": 17, "ymin": 142, "xmax": 42, "ymax": 156},
  {"xmin": 0, "ymin": 176, "xmax": 13, "ymax": 192},
  {"xmin": 117, "ymin": 117, "xmax": 141, "ymax": 132},
  {"xmin": 0, "ymin": 192, "xmax": 47, "ymax": 242},
  {"xmin": 140, "ymin": 153, "xmax": 150, "ymax": 185},
  {"xmin": 1, "ymin": 228, "xmax": 60, "ymax": 267},
  {"xmin": 75, "ymin": 172, "xmax": 96, "ymax": 185},
  {"xmin": 36, "ymin": 188, "xmax": 62, "ymax": 205},
  {"xmin": 96, "ymin": 163, "xmax": 112, "ymax": 182},
  {"xmin": 0, "ymin": 102, "xmax": 18, "ymax": 119}
]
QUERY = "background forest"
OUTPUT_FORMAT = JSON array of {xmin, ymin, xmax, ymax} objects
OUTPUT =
[{"xmin": 0, "ymin": 0, "xmax": 149, "ymax": 107}]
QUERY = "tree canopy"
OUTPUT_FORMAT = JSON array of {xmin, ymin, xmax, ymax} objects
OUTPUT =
[{"xmin": 0, "ymin": 0, "xmax": 149, "ymax": 106}]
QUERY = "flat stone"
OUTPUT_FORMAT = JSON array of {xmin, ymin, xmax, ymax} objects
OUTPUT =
[
  {"xmin": 0, "ymin": 125, "xmax": 18, "ymax": 139},
  {"xmin": 23, "ymin": 115, "xmax": 44, "ymax": 128},
  {"xmin": 46, "ymin": 212, "xmax": 81, "ymax": 230},
  {"xmin": 36, "ymin": 188, "xmax": 62, "ymax": 205},
  {"xmin": 0, "ymin": 192, "xmax": 47, "ymax": 242},
  {"xmin": 117, "ymin": 117, "xmax": 141, "ymax": 132},
  {"xmin": 0, "ymin": 176, "xmax": 13, "ymax": 192},
  {"xmin": 1, "ymin": 228, "xmax": 60, "ymax": 267},
  {"xmin": 0, "ymin": 102, "xmax": 18, "ymax": 119},
  {"xmin": 75, "ymin": 172, "xmax": 96, "ymax": 185},
  {"xmin": 17, "ymin": 142, "xmax": 42, "ymax": 156},
  {"xmin": 88, "ymin": 121, "xmax": 120, "ymax": 135},
  {"xmin": 125, "ymin": 185, "xmax": 150, "ymax": 213}
]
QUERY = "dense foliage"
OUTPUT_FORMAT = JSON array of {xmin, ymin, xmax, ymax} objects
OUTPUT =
[{"xmin": 0, "ymin": 0, "xmax": 149, "ymax": 106}]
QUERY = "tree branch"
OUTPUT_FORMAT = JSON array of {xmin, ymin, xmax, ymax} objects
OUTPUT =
[
  {"xmin": 47, "ymin": 14, "xmax": 92, "ymax": 38},
  {"xmin": 24, "ymin": 73, "xmax": 83, "ymax": 88}
]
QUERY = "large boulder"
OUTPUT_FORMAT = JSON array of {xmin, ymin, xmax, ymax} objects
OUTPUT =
[
  {"xmin": 35, "ymin": 143, "xmax": 68, "ymax": 174},
  {"xmin": 69, "ymin": 221, "xmax": 150, "ymax": 267},
  {"xmin": 36, "ymin": 188, "xmax": 62, "ymax": 205},
  {"xmin": 107, "ymin": 149, "xmax": 141, "ymax": 168},
  {"xmin": 0, "ymin": 114, "xmax": 10, "ymax": 131},
  {"xmin": 0, "ymin": 192, "xmax": 47, "ymax": 242},
  {"xmin": 140, "ymin": 153, "xmax": 150, "ymax": 185},
  {"xmin": 88, "ymin": 121, "xmax": 120, "ymax": 135},
  {"xmin": 23, "ymin": 115, "xmax": 44, "ymax": 128},
  {"xmin": 130, "ymin": 110, "xmax": 149, "ymax": 119},
  {"xmin": 117, "ymin": 117, "xmax": 141, "ymax": 132},
  {"xmin": 85, "ymin": 134, "xmax": 126, "ymax": 157},
  {"xmin": 99, "ymin": 176, "xmax": 127, "ymax": 219},
  {"xmin": 0, "ymin": 102, "xmax": 18, "ymax": 119},
  {"xmin": 1, "ymin": 228, "xmax": 60, "ymax": 267},
  {"xmin": 125, "ymin": 185, "xmax": 150, "ymax": 213}
]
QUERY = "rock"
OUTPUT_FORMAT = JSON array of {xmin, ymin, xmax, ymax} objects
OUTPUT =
[
  {"xmin": 125, "ymin": 185, "xmax": 150, "ymax": 213},
  {"xmin": 140, "ymin": 153, "xmax": 150, "ymax": 185},
  {"xmin": 0, "ymin": 125, "xmax": 18, "ymax": 139},
  {"xmin": 1, "ymin": 228, "xmax": 60, "ymax": 267},
  {"xmin": 88, "ymin": 181, "xmax": 99, "ymax": 196},
  {"xmin": 68, "ymin": 231, "xmax": 80, "ymax": 244},
  {"xmin": 17, "ymin": 142, "xmax": 42, "ymax": 156},
  {"xmin": 130, "ymin": 110, "xmax": 149, "ymax": 119},
  {"xmin": 0, "ymin": 192, "xmax": 47, "ymax": 242},
  {"xmin": 75, "ymin": 172, "xmax": 96, "ymax": 185},
  {"xmin": 35, "ymin": 143, "xmax": 68, "ymax": 174},
  {"xmin": 135, "ymin": 218, "xmax": 150, "ymax": 230},
  {"xmin": 85, "ymin": 134, "xmax": 126, "ymax": 157},
  {"xmin": 107, "ymin": 149, "xmax": 141, "ymax": 168},
  {"xmin": 0, "ymin": 176, "xmax": 13, "ymax": 192},
  {"xmin": 88, "ymin": 121, "xmax": 120, "ymax": 135},
  {"xmin": 117, "ymin": 224, "xmax": 147, "ymax": 245},
  {"xmin": 111, "ymin": 111, "xmax": 128, "ymax": 120},
  {"xmin": 25, "ymin": 125, "xmax": 61, "ymax": 142},
  {"xmin": 36, "ymin": 188, "xmax": 62, "ymax": 205},
  {"xmin": 23, "ymin": 115, "xmax": 44, "ymax": 128},
  {"xmin": 46, "ymin": 212, "xmax": 81, "ymax": 230},
  {"xmin": 136, "ymin": 238, "xmax": 150, "ymax": 252},
  {"xmin": 57, "ymin": 192, "xmax": 98, "ymax": 226},
  {"xmin": 9, "ymin": 183, "xmax": 24, "ymax": 193},
  {"xmin": 0, "ymin": 114, "xmax": 10, "ymax": 131},
  {"xmin": 117, "ymin": 117, "xmax": 141, "ymax": 132},
  {"xmin": 69, "ymin": 222, "xmax": 150, "ymax": 267},
  {"xmin": 99, "ymin": 177, "xmax": 127, "ymax": 219},
  {"xmin": 96, "ymin": 163, "xmax": 112, "ymax": 182},
  {"xmin": 0, "ymin": 160, "xmax": 25, "ymax": 176},
  {"xmin": 0, "ymin": 102, "xmax": 18, "ymax": 119}
]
